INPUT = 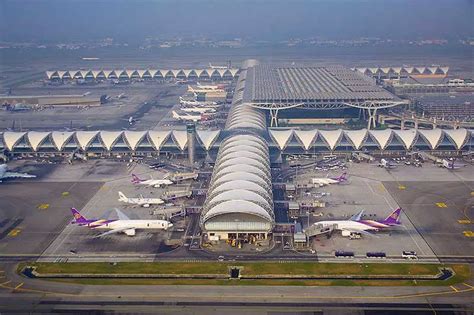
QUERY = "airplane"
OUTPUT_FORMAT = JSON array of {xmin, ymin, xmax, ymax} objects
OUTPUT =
[
  {"xmin": 0, "ymin": 164, "xmax": 36, "ymax": 182},
  {"xmin": 209, "ymin": 63, "xmax": 228, "ymax": 70},
  {"xmin": 196, "ymin": 82, "xmax": 223, "ymax": 90},
  {"xmin": 310, "ymin": 208, "xmax": 403, "ymax": 237},
  {"xmin": 311, "ymin": 172, "xmax": 348, "ymax": 186},
  {"xmin": 179, "ymin": 97, "xmax": 218, "ymax": 106},
  {"xmin": 172, "ymin": 110, "xmax": 202, "ymax": 122},
  {"xmin": 131, "ymin": 174, "xmax": 174, "ymax": 188},
  {"xmin": 180, "ymin": 106, "xmax": 216, "ymax": 114},
  {"xmin": 118, "ymin": 191, "xmax": 164, "ymax": 208},
  {"xmin": 70, "ymin": 208, "xmax": 172, "ymax": 237},
  {"xmin": 378, "ymin": 158, "xmax": 397, "ymax": 169},
  {"xmin": 441, "ymin": 158, "xmax": 464, "ymax": 170}
]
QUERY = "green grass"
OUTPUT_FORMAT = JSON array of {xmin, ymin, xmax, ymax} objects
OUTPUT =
[{"xmin": 19, "ymin": 262, "xmax": 471, "ymax": 287}]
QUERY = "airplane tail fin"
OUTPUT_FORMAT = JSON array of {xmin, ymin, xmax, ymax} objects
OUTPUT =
[
  {"xmin": 71, "ymin": 208, "xmax": 87, "ymax": 223},
  {"xmin": 118, "ymin": 191, "xmax": 128, "ymax": 202},
  {"xmin": 382, "ymin": 208, "xmax": 402, "ymax": 225},
  {"xmin": 338, "ymin": 172, "xmax": 348, "ymax": 182},
  {"xmin": 131, "ymin": 174, "xmax": 142, "ymax": 184}
]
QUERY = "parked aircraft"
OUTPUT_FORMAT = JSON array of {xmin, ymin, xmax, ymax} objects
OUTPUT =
[
  {"xmin": 180, "ymin": 106, "xmax": 216, "ymax": 114},
  {"xmin": 131, "ymin": 174, "xmax": 174, "ymax": 188},
  {"xmin": 310, "ymin": 208, "xmax": 402, "ymax": 237},
  {"xmin": 118, "ymin": 192, "xmax": 164, "ymax": 207},
  {"xmin": 379, "ymin": 158, "xmax": 397, "ymax": 169},
  {"xmin": 70, "ymin": 208, "xmax": 172, "ymax": 237},
  {"xmin": 0, "ymin": 164, "xmax": 36, "ymax": 182},
  {"xmin": 179, "ymin": 97, "xmax": 218, "ymax": 106},
  {"xmin": 311, "ymin": 172, "xmax": 348, "ymax": 186},
  {"xmin": 172, "ymin": 110, "xmax": 202, "ymax": 122}
]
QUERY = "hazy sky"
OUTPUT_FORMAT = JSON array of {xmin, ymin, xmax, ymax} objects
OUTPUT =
[{"xmin": 0, "ymin": 0, "xmax": 472, "ymax": 42}]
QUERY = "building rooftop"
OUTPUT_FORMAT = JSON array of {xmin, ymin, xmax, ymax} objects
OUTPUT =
[{"xmin": 244, "ymin": 65, "xmax": 395, "ymax": 104}]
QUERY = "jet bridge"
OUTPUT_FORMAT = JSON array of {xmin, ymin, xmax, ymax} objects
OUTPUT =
[{"xmin": 304, "ymin": 223, "xmax": 337, "ymax": 237}]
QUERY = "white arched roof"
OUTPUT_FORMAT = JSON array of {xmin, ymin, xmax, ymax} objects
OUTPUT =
[
  {"xmin": 211, "ymin": 180, "xmax": 266, "ymax": 196},
  {"xmin": 216, "ymin": 156, "xmax": 266, "ymax": 172},
  {"xmin": 123, "ymin": 131, "xmax": 147, "ymax": 150},
  {"xmin": 269, "ymin": 129, "xmax": 294, "ymax": 150},
  {"xmin": 148, "ymin": 131, "xmax": 171, "ymax": 150},
  {"xmin": 27, "ymin": 131, "xmax": 50, "ymax": 151},
  {"xmin": 99, "ymin": 131, "xmax": 123, "ymax": 150},
  {"xmin": 444, "ymin": 129, "xmax": 468, "ymax": 150},
  {"xmin": 196, "ymin": 130, "xmax": 220, "ymax": 150},
  {"xmin": 51, "ymin": 131, "xmax": 74, "ymax": 150},
  {"xmin": 172, "ymin": 130, "xmax": 188, "ymax": 150},
  {"xmin": 76, "ymin": 131, "xmax": 99, "ymax": 150},
  {"xmin": 208, "ymin": 190, "xmax": 269, "ymax": 208},
  {"xmin": 392, "ymin": 129, "xmax": 417, "ymax": 149},
  {"xmin": 219, "ymin": 164, "xmax": 269, "ymax": 180},
  {"xmin": 211, "ymin": 172, "xmax": 269, "ymax": 191},
  {"xmin": 294, "ymin": 130, "xmax": 318, "ymax": 150},
  {"xmin": 319, "ymin": 129, "xmax": 343, "ymax": 150},
  {"xmin": 218, "ymin": 150, "xmax": 268, "ymax": 166},
  {"xmin": 3, "ymin": 132, "xmax": 26, "ymax": 150},
  {"xmin": 369, "ymin": 129, "xmax": 393, "ymax": 150},
  {"xmin": 203, "ymin": 200, "xmax": 272, "ymax": 223},
  {"xmin": 221, "ymin": 144, "xmax": 267, "ymax": 158},
  {"xmin": 418, "ymin": 129, "xmax": 443, "ymax": 149},
  {"xmin": 46, "ymin": 71, "xmax": 55, "ymax": 79},
  {"xmin": 344, "ymin": 129, "xmax": 367, "ymax": 149}
]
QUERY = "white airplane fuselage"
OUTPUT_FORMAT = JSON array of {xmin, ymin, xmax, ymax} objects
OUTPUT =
[{"xmin": 315, "ymin": 220, "xmax": 382, "ymax": 232}]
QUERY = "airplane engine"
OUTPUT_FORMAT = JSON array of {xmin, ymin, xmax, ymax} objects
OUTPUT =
[{"xmin": 124, "ymin": 229, "xmax": 136, "ymax": 236}]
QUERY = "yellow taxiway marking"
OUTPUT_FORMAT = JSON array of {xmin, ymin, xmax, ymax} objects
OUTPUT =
[
  {"xmin": 436, "ymin": 202, "xmax": 448, "ymax": 208},
  {"xmin": 14, "ymin": 282, "xmax": 23, "ymax": 290},
  {"xmin": 398, "ymin": 185, "xmax": 406, "ymax": 190},
  {"xmin": 462, "ymin": 231, "xmax": 474, "ymax": 237},
  {"xmin": 7, "ymin": 229, "xmax": 21, "ymax": 237},
  {"xmin": 471, "ymin": 192, "xmax": 474, "ymax": 196},
  {"xmin": 61, "ymin": 191, "xmax": 70, "ymax": 197},
  {"xmin": 458, "ymin": 219, "xmax": 472, "ymax": 224},
  {"xmin": 37, "ymin": 203, "xmax": 50, "ymax": 210},
  {"xmin": 450, "ymin": 285, "xmax": 459, "ymax": 292},
  {"xmin": 0, "ymin": 281, "xmax": 11, "ymax": 286},
  {"xmin": 462, "ymin": 283, "xmax": 474, "ymax": 289}
]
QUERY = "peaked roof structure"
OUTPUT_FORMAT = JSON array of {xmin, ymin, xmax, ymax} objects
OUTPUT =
[
  {"xmin": 99, "ymin": 131, "xmax": 123, "ymax": 150},
  {"xmin": 75, "ymin": 131, "xmax": 98, "ymax": 150},
  {"xmin": 123, "ymin": 131, "xmax": 147, "ymax": 150},
  {"xmin": 27, "ymin": 131, "xmax": 51, "ymax": 151},
  {"xmin": 196, "ymin": 130, "xmax": 220, "ymax": 151},
  {"xmin": 172, "ymin": 130, "xmax": 188, "ymax": 150},
  {"xmin": 444, "ymin": 129, "xmax": 468, "ymax": 150},
  {"xmin": 294, "ymin": 130, "xmax": 318, "ymax": 150},
  {"xmin": 393, "ymin": 129, "xmax": 417, "ymax": 149},
  {"xmin": 51, "ymin": 131, "xmax": 74, "ymax": 150},
  {"xmin": 418, "ymin": 129, "xmax": 443, "ymax": 149},
  {"xmin": 147, "ymin": 131, "xmax": 171, "ymax": 150},
  {"xmin": 3, "ymin": 132, "xmax": 26, "ymax": 150},
  {"xmin": 268, "ymin": 129, "xmax": 294, "ymax": 150},
  {"xmin": 344, "ymin": 129, "xmax": 368, "ymax": 149},
  {"xmin": 369, "ymin": 129, "xmax": 393, "ymax": 150}
]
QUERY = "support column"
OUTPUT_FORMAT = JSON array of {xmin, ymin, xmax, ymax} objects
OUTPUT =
[
  {"xmin": 367, "ymin": 108, "xmax": 378, "ymax": 130},
  {"xmin": 400, "ymin": 119, "xmax": 405, "ymax": 130},
  {"xmin": 270, "ymin": 108, "xmax": 279, "ymax": 127}
]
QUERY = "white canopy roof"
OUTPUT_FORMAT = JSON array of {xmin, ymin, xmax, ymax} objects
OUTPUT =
[
  {"xmin": 172, "ymin": 130, "xmax": 188, "ymax": 150},
  {"xmin": 147, "ymin": 131, "xmax": 171, "ymax": 150},
  {"xmin": 203, "ymin": 200, "xmax": 272, "ymax": 223},
  {"xmin": 208, "ymin": 190, "xmax": 269, "ymax": 208},
  {"xmin": 269, "ymin": 129, "xmax": 294, "ymax": 150},
  {"xmin": 418, "ymin": 129, "xmax": 443, "ymax": 149},
  {"xmin": 196, "ymin": 130, "xmax": 220, "ymax": 150},
  {"xmin": 344, "ymin": 129, "xmax": 367, "ymax": 149},
  {"xmin": 294, "ymin": 130, "xmax": 318, "ymax": 150},
  {"xmin": 393, "ymin": 129, "xmax": 417, "ymax": 149},
  {"xmin": 3, "ymin": 132, "xmax": 26, "ymax": 150},
  {"xmin": 369, "ymin": 129, "xmax": 393, "ymax": 149},
  {"xmin": 444, "ymin": 129, "xmax": 468, "ymax": 150},
  {"xmin": 123, "ymin": 131, "xmax": 147, "ymax": 150},
  {"xmin": 27, "ymin": 131, "xmax": 50, "ymax": 151},
  {"xmin": 75, "ymin": 131, "xmax": 99, "ymax": 150},
  {"xmin": 51, "ymin": 131, "xmax": 74, "ymax": 150},
  {"xmin": 318, "ymin": 129, "xmax": 343, "ymax": 150},
  {"xmin": 99, "ymin": 131, "xmax": 123, "ymax": 150}
]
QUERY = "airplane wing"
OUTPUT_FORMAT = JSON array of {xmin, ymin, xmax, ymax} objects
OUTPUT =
[
  {"xmin": 94, "ymin": 227, "xmax": 132, "ymax": 238},
  {"xmin": 114, "ymin": 208, "xmax": 130, "ymax": 220},
  {"xmin": 4, "ymin": 171, "xmax": 36, "ymax": 179},
  {"xmin": 350, "ymin": 210, "xmax": 365, "ymax": 221}
]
